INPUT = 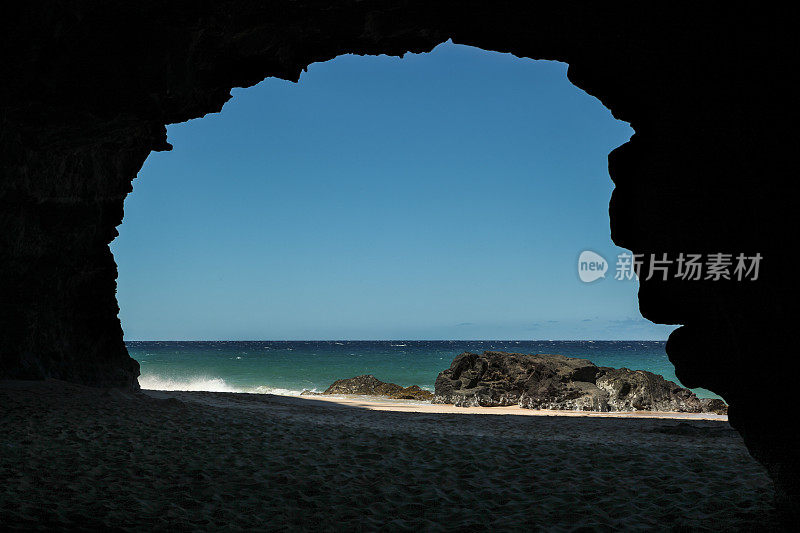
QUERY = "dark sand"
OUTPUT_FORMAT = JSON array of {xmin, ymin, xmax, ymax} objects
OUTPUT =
[{"xmin": 1, "ymin": 380, "xmax": 777, "ymax": 531}]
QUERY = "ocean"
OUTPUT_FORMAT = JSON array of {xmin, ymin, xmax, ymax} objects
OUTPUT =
[{"xmin": 129, "ymin": 340, "xmax": 720, "ymax": 400}]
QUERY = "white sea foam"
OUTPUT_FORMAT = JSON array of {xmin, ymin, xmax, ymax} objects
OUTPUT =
[
  {"xmin": 138, "ymin": 375, "xmax": 242, "ymax": 392},
  {"xmin": 138, "ymin": 375, "xmax": 308, "ymax": 396},
  {"xmin": 251, "ymin": 386, "xmax": 309, "ymax": 397}
]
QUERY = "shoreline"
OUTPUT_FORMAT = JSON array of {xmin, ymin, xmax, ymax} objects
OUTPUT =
[
  {"xmin": 142, "ymin": 387, "xmax": 729, "ymax": 421},
  {"xmin": 294, "ymin": 393, "xmax": 730, "ymax": 420}
]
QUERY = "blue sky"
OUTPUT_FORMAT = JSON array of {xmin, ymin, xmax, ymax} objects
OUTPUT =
[{"xmin": 112, "ymin": 41, "xmax": 678, "ymax": 340}]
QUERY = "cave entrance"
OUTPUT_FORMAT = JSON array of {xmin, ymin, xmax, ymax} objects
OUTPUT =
[{"xmin": 111, "ymin": 41, "xmax": 689, "ymax": 398}]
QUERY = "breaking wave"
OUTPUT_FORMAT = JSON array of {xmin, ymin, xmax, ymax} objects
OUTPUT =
[{"xmin": 138, "ymin": 374, "xmax": 308, "ymax": 396}]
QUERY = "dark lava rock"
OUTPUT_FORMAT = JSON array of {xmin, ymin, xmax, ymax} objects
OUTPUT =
[
  {"xmin": 433, "ymin": 351, "xmax": 725, "ymax": 413},
  {"xmin": 391, "ymin": 385, "xmax": 434, "ymax": 400},
  {"xmin": 316, "ymin": 375, "xmax": 433, "ymax": 401},
  {"xmin": 595, "ymin": 367, "xmax": 704, "ymax": 413},
  {"xmin": 700, "ymin": 398, "xmax": 729, "ymax": 415}
]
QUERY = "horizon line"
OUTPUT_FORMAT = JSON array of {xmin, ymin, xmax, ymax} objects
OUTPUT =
[{"xmin": 123, "ymin": 338, "xmax": 670, "ymax": 342}]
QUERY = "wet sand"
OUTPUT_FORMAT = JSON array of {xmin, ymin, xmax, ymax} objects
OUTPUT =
[{"xmin": 1, "ymin": 380, "xmax": 777, "ymax": 531}]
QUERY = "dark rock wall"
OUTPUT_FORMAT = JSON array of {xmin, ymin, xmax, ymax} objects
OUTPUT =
[
  {"xmin": 0, "ymin": 121, "xmax": 149, "ymax": 388},
  {"xmin": 1, "ymin": 0, "xmax": 796, "ymax": 511}
]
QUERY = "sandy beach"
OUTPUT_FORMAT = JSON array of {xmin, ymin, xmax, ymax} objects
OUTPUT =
[
  {"xmin": 1, "ymin": 379, "xmax": 777, "ymax": 530},
  {"xmin": 293, "ymin": 393, "xmax": 730, "ymax": 420}
]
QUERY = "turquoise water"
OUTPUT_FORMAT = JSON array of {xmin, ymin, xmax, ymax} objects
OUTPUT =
[{"xmin": 129, "ymin": 340, "xmax": 719, "ymax": 399}]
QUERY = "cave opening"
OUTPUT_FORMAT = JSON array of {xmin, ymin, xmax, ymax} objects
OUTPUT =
[
  {"xmin": 110, "ymin": 41, "xmax": 696, "ymax": 398},
  {"xmin": 3, "ymin": 4, "xmax": 793, "ymax": 525}
]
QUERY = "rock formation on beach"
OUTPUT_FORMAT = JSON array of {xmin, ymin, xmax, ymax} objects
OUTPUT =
[
  {"xmin": 302, "ymin": 375, "xmax": 434, "ymax": 401},
  {"xmin": 433, "ymin": 351, "xmax": 727, "ymax": 414}
]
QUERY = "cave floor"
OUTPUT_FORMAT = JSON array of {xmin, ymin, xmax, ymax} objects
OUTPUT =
[{"xmin": 0, "ymin": 380, "xmax": 777, "ymax": 531}]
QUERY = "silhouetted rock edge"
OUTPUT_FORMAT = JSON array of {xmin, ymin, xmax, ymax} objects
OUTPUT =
[{"xmin": 302, "ymin": 374, "xmax": 433, "ymax": 401}]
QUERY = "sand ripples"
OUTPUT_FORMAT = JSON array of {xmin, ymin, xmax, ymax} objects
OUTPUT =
[{"xmin": 0, "ymin": 381, "xmax": 776, "ymax": 531}]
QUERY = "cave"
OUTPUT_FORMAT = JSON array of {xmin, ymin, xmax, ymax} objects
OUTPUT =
[{"xmin": 1, "ymin": 0, "xmax": 796, "ymax": 518}]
